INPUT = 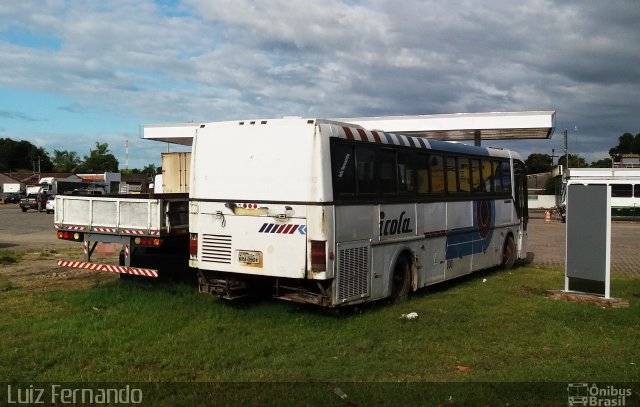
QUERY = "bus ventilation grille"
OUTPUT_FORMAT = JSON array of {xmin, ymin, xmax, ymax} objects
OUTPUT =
[
  {"xmin": 338, "ymin": 244, "xmax": 370, "ymax": 302},
  {"xmin": 202, "ymin": 234, "xmax": 232, "ymax": 264}
]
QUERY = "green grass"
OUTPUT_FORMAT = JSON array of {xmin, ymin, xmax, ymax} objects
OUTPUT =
[
  {"xmin": 0, "ymin": 266, "xmax": 638, "ymax": 405},
  {"xmin": 0, "ymin": 250, "xmax": 22, "ymax": 265}
]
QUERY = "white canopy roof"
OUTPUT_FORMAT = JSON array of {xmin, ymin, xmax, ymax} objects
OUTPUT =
[{"xmin": 143, "ymin": 111, "xmax": 555, "ymax": 146}]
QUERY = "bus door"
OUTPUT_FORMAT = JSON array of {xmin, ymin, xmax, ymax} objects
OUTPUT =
[{"xmin": 513, "ymin": 161, "xmax": 528, "ymax": 254}]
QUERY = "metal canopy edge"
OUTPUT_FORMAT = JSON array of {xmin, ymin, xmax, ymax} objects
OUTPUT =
[{"xmin": 333, "ymin": 111, "xmax": 556, "ymax": 141}]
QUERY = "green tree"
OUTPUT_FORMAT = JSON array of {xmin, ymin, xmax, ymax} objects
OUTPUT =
[
  {"xmin": 142, "ymin": 163, "xmax": 160, "ymax": 178},
  {"xmin": 609, "ymin": 132, "xmax": 640, "ymax": 160},
  {"xmin": 0, "ymin": 138, "xmax": 53, "ymax": 172},
  {"xmin": 590, "ymin": 158, "xmax": 613, "ymax": 168},
  {"xmin": 51, "ymin": 149, "xmax": 82, "ymax": 172},
  {"xmin": 525, "ymin": 153, "xmax": 552, "ymax": 174},
  {"xmin": 558, "ymin": 154, "xmax": 587, "ymax": 168},
  {"xmin": 79, "ymin": 142, "xmax": 119, "ymax": 173}
]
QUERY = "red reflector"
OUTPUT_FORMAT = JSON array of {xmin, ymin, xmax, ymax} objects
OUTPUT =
[
  {"xmin": 189, "ymin": 234, "xmax": 198, "ymax": 256},
  {"xmin": 63, "ymin": 232, "xmax": 70, "ymax": 239},
  {"xmin": 310, "ymin": 240, "xmax": 326, "ymax": 272}
]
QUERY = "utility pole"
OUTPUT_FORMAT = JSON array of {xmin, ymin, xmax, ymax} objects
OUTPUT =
[
  {"xmin": 564, "ymin": 129, "xmax": 568, "ymax": 170},
  {"xmin": 550, "ymin": 148, "xmax": 556, "ymax": 166}
]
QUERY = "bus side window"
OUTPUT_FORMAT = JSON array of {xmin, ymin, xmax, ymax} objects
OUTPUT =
[
  {"xmin": 457, "ymin": 158, "xmax": 471, "ymax": 193},
  {"xmin": 446, "ymin": 156, "xmax": 458, "ymax": 193},
  {"xmin": 481, "ymin": 159, "xmax": 493, "ymax": 192},
  {"xmin": 492, "ymin": 161, "xmax": 503, "ymax": 192},
  {"xmin": 379, "ymin": 149, "xmax": 397, "ymax": 195},
  {"xmin": 430, "ymin": 155, "xmax": 445, "ymax": 193},
  {"xmin": 398, "ymin": 152, "xmax": 416, "ymax": 194},
  {"xmin": 471, "ymin": 159, "xmax": 482, "ymax": 192},
  {"xmin": 612, "ymin": 184, "xmax": 632, "ymax": 197},
  {"xmin": 500, "ymin": 161, "xmax": 512, "ymax": 192},
  {"xmin": 356, "ymin": 145, "xmax": 377, "ymax": 195},
  {"xmin": 416, "ymin": 154, "xmax": 430, "ymax": 194},
  {"xmin": 331, "ymin": 143, "xmax": 356, "ymax": 197}
]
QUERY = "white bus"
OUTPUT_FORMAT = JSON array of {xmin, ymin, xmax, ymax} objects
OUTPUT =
[
  {"xmin": 189, "ymin": 118, "xmax": 529, "ymax": 307},
  {"xmin": 561, "ymin": 168, "xmax": 640, "ymax": 219}
]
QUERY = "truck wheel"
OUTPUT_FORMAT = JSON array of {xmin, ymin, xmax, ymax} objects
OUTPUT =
[
  {"xmin": 21, "ymin": 207, "xmax": 27, "ymax": 212},
  {"xmin": 501, "ymin": 236, "xmax": 516, "ymax": 270},
  {"xmin": 390, "ymin": 255, "xmax": 412, "ymax": 302}
]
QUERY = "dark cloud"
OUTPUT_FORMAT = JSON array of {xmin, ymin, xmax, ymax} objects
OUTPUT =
[{"xmin": 0, "ymin": 0, "xmax": 639, "ymax": 165}]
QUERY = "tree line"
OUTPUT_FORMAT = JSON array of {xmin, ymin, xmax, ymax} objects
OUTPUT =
[
  {"xmin": 525, "ymin": 132, "xmax": 640, "ymax": 174},
  {"xmin": 0, "ymin": 138, "xmax": 158, "ymax": 176},
  {"xmin": 3, "ymin": 131, "xmax": 638, "ymax": 177}
]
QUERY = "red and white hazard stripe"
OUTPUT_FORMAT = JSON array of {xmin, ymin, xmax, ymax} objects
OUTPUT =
[
  {"xmin": 57, "ymin": 260, "xmax": 158, "ymax": 278},
  {"xmin": 59, "ymin": 225, "xmax": 88, "ymax": 231},
  {"xmin": 93, "ymin": 227, "xmax": 117, "ymax": 233},
  {"xmin": 120, "ymin": 229, "xmax": 147, "ymax": 235}
]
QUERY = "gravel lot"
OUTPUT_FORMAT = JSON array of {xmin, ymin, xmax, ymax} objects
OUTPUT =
[{"xmin": 0, "ymin": 203, "xmax": 75, "ymax": 251}]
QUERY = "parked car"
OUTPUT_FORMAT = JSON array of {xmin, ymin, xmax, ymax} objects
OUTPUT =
[
  {"xmin": 19, "ymin": 193, "xmax": 51, "ymax": 212},
  {"xmin": 46, "ymin": 195, "xmax": 56, "ymax": 214},
  {"xmin": 3, "ymin": 193, "xmax": 24, "ymax": 204}
]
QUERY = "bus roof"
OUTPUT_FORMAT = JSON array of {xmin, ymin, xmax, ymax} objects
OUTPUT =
[{"xmin": 143, "ymin": 111, "xmax": 555, "ymax": 146}]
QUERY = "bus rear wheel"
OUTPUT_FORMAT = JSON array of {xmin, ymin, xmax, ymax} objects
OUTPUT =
[
  {"xmin": 501, "ymin": 236, "xmax": 516, "ymax": 270},
  {"xmin": 390, "ymin": 255, "xmax": 412, "ymax": 302}
]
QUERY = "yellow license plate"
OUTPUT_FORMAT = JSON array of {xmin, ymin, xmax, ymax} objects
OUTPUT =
[{"xmin": 237, "ymin": 250, "xmax": 262, "ymax": 267}]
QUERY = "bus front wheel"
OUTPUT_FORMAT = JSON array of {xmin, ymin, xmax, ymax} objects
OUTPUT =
[
  {"xmin": 501, "ymin": 236, "xmax": 516, "ymax": 270},
  {"xmin": 390, "ymin": 255, "xmax": 412, "ymax": 302}
]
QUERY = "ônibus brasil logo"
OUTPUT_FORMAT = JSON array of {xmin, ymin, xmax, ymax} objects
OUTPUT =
[{"xmin": 567, "ymin": 383, "xmax": 633, "ymax": 406}]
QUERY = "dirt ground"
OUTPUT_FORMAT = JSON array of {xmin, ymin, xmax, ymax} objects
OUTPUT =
[{"xmin": 0, "ymin": 204, "xmax": 118, "ymax": 291}]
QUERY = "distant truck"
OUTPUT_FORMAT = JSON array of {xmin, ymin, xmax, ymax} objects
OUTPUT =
[{"xmin": 39, "ymin": 177, "xmax": 104, "ymax": 196}]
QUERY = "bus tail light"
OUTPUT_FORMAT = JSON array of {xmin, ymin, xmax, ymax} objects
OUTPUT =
[
  {"xmin": 190, "ymin": 234, "xmax": 198, "ymax": 259},
  {"xmin": 310, "ymin": 240, "xmax": 326, "ymax": 272}
]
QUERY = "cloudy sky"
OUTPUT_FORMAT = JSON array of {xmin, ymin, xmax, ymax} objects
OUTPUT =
[{"xmin": 1, "ymin": 0, "xmax": 639, "ymax": 169}]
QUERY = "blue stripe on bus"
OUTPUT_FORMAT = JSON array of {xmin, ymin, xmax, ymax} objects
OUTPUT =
[
  {"xmin": 407, "ymin": 136, "xmax": 416, "ymax": 148},
  {"xmin": 259, "ymin": 223, "xmax": 268, "ymax": 233},
  {"xmin": 384, "ymin": 133, "xmax": 394, "ymax": 144},
  {"xmin": 417, "ymin": 138, "xmax": 428, "ymax": 149},
  {"xmin": 395, "ymin": 134, "xmax": 406, "ymax": 146},
  {"xmin": 445, "ymin": 200, "xmax": 495, "ymax": 260}
]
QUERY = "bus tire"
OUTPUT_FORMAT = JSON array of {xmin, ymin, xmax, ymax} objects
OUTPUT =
[
  {"xmin": 390, "ymin": 254, "xmax": 412, "ymax": 302},
  {"xmin": 501, "ymin": 235, "xmax": 516, "ymax": 270}
]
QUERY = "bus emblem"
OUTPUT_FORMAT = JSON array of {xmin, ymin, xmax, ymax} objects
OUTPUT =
[{"xmin": 379, "ymin": 211, "xmax": 413, "ymax": 236}]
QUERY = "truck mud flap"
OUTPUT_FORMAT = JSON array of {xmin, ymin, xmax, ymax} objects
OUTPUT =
[{"xmin": 57, "ymin": 260, "xmax": 158, "ymax": 278}]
